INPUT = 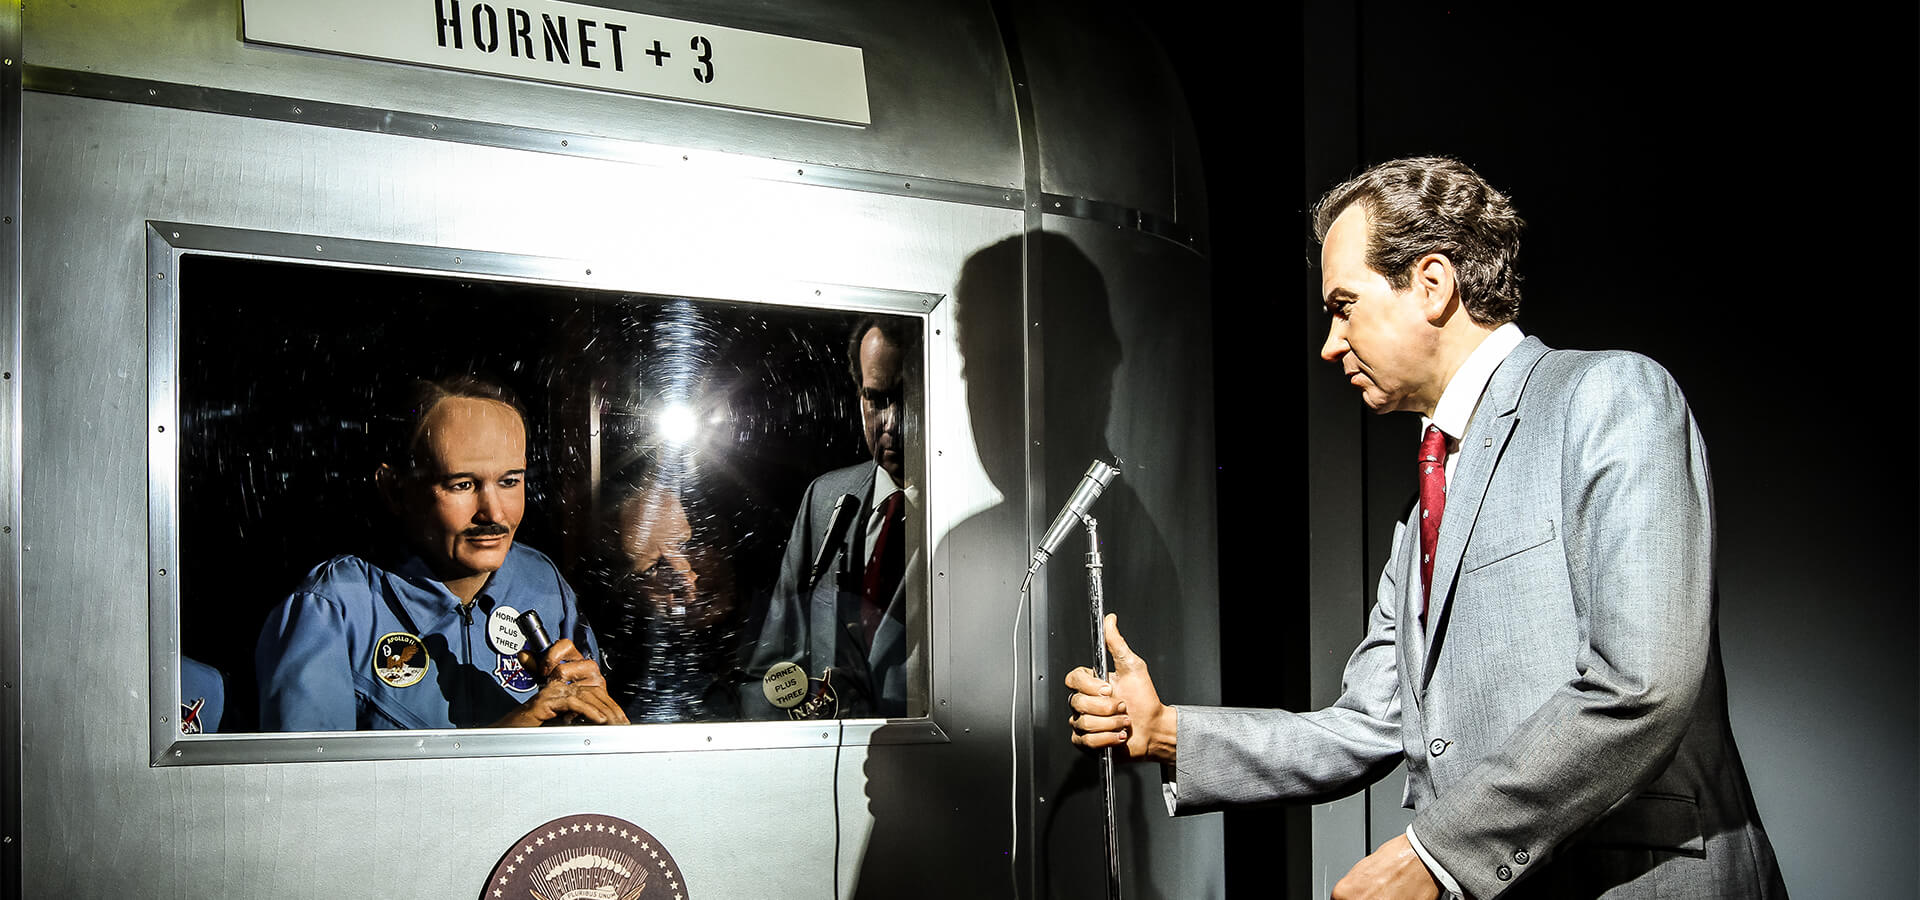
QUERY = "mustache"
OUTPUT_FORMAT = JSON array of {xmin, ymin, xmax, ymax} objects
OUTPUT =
[{"xmin": 462, "ymin": 523, "xmax": 511, "ymax": 538}]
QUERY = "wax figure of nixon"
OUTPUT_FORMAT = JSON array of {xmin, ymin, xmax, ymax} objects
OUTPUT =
[
  {"xmin": 1067, "ymin": 157, "xmax": 1785, "ymax": 899},
  {"xmin": 741, "ymin": 317, "xmax": 921, "ymax": 718},
  {"xmin": 257, "ymin": 376, "xmax": 628, "ymax": 731}
]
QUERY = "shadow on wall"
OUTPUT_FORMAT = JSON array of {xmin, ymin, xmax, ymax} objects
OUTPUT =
[{"xmin": 855, "ymin": 231, "xmax": 1180, "ymax": 899}]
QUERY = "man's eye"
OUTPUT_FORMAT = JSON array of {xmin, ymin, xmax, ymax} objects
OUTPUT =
[
  {"xmin": 500, "ymin": 476, "xmax": 522, "ymax": 489},
  {"xmin": 446, "ymin": 480, "xmax": 474, "ymax": 492}
]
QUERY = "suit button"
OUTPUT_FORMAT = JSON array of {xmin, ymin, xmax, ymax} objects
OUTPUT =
[
  {"xmin": 1428, "ymin": 738, "xmax": 1447, "ymax": 757},
  {"xmin": 1512, "ymin": 849, "xmax": 1529, "ymax": 865},
  {"xmin": 1496, "ymin": 865, "xmax": 1512, "ymax": 881}
]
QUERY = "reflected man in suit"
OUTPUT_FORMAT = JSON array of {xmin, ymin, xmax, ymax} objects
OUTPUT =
[
  {"xmin": 1067, "ymin": 157, "xmax": 1785, "ymax": 899},
  {"xmin": 743, "ymin": 317, "xmax": 921, "ymax": 718}
]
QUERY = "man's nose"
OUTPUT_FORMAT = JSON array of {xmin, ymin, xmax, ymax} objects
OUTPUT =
[
  {"xmin": 473, "ymin": 484, "xmax": 501, "ymax": 521},
  {"xmin": 1320, "ymin": 320, "xmax": 1348, "ymax": 363}
]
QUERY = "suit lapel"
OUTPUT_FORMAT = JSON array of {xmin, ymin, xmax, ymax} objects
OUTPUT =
[{"xmin": 1421, "ymin": 337, "xmax": 1551, "ymax": 685}]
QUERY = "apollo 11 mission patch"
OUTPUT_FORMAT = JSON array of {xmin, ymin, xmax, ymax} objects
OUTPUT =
[{"xmin": 373, "ymin": 632, "xmax": 429, "ymax": 688}]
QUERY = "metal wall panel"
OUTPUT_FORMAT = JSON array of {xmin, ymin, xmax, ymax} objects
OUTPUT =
[
  {"xmin": 21, "ymin": 92, "xmax": 1024, "ymax": 897},
  {"xmin": 15, "ymin": 2, "xmax": 1225, "ymax": 896},
  {"xmin": 1030, "ymin": 216, "xmax": 1223, "ymax": 899},
  {"xmin": 1011, "ymin": 5, "xmax": 1208, "ymax": 240},
  {"xmin": 26, "ymin": 0, "xmax": 1022, "ymax": 189}
]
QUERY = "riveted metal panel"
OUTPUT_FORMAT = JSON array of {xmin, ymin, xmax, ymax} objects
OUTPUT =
[
  {"xmin": 27, "ymin": 0, "xmax": 1022, "ymax": 189},
  {"xmin": 20, "ymin": 91, "xmax": 1024, "ymax": 898}
]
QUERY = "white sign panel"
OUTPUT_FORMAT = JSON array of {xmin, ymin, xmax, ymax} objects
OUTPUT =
[{"xmin": 243, "ymin": 0, "xmax": 871, "ymax": 125}]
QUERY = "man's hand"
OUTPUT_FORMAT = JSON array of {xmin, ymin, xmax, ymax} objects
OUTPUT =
[
  {"xmin": 1332, "ymin": 834, "xmax": 1441, "ymax": 900},
  {"xmin": 1063, "ymin": 614, "xmax": 1176, "ymax": 764},
  {"xmin": 492, "ymin": 638, "xmax": 630, "ymax": 727}
]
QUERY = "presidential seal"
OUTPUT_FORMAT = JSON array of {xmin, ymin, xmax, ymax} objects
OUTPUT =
[{"xmin": 482, "ymin": 813, "xmax": 687, "ymax": 900}]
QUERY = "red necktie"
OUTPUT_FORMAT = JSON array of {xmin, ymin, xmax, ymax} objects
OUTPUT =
[
  {"xmin": 862, "ymin": 492, "xmax": 905, "ymax": 643},
  {"xmin": 1418, "ymin": 425, "xmax": 1448, "ymax": 619}
]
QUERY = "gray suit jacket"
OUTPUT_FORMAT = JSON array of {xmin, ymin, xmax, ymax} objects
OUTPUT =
[
  {"xmin": 1174, "ymin": 338, "xmax": 1784, "ymax": 898},
  {"xmin": 741, "ymin": 462, "xmax": 918, "ymax": 718}
]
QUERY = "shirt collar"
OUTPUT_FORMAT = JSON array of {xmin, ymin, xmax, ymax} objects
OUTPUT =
[
  {"xmin": 1423, "ymin": 322, "xmax": 1524, "ymax": 441},
  {"xmin": 870, "ymin": 464, "xmax": 920, "ymax": 514}
]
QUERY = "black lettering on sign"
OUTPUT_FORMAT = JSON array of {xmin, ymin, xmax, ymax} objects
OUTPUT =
[
  {"xmin": 470, "ymin": 3, "xmax": 499, "ymax": 53},
  {"xmin": 645, "ymin": 39, "xmax": 670, "ymax": 66},
  {"xmin": 576, "ymin": 18, "xmax": 599, "ymax": 68},
  {"xmin": 541, "ymin": 14, "xmax": 569, "ymax": 64},
  {"xmin": 435, "ymin": 0, "xmax": 463, "ymax": 49},
  {"xmin": 691, "ymin": 35, "xmax": 713, "ymax": 83},
  {"xmin": 604, "ymin": 22, "xmax": 627, "ymax": 71},
  {"xmin": 508, "ymin": 8, "xmax": 533, "ymax": 58}
]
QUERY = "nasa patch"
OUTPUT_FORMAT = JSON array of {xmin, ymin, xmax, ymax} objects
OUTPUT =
[
  {"xmin": 482, "ymin": 813, "xmax": 688, "ymax": 900},
  {"xmin": 179, "ymin": 696, "xmax": 206, "ymax": 735},
  {"xmin": 494, "ymin": 654, "xmax": 538, "ymax": 693},
  {"xmin": 787, "ymin": 668, "xmax": 839, "ymax": 720},
  {"xmin": 373, "ymin": 632, "xmax": 429, "ymax": 688}
]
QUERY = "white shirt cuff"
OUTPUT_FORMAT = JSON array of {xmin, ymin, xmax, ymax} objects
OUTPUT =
[{"xmin": 1406, "ymin": 825, "xmax": 1465, "ymax": 898}]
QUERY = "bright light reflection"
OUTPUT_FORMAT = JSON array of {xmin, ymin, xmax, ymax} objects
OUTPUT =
[{"xmin": 660, "ymin": 403, "xmax": 698, "ymax": 445}]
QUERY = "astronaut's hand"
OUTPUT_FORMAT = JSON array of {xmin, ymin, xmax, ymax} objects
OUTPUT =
[{"xmin": 492, "ymin": 639, "xmax": 629, "ymax": 727}]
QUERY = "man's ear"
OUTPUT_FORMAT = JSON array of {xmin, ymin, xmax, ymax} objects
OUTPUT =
[
  {"xmin": 375, "ymin": 463, "xmax": 404, "ymax": 515},
  {"xmin": 1413, "ymin": 253, "xmax": 1459, "ymax": 324}
]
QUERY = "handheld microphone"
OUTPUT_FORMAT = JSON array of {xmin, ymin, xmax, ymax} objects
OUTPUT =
[
  {"xmin": 805, "ymin": 493, "xmax": 862, "ymax": 592},
  {"xmin": 1028, "ymin": 460, "xmax": 1120, "ymax": 573},
  {"xmin": 516, "ymin": 609, "xmax": 554, "ymax": 657}
]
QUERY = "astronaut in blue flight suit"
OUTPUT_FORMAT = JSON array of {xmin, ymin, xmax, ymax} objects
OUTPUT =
[{"xmin": 256, "ymin": 376, "xmax": 628, "ymax": 731}]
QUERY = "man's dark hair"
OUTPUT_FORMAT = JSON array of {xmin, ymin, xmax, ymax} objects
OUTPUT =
[
  {"xmin": 384, "ymin": 374, "xmax": 529, "ymax": 477},
  {"xmin": 1312, "ymin": 156, "xmax": 1526, "ymax": 326},
  {"xmin": 846, "ymin": 316, "xmax": 919, "ymax": 384}
]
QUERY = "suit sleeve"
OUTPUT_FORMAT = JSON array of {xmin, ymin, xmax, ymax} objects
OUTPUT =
[
  {"xmin": 1410, "ymin": 354, "xmax": 1714, "ymax": 899},
  {"xmin": 1168, "ymin": 521, "xmax": 1409, "ymax": 812},
  {"xmin": 737, "ymin": 477, "xmax": 821, "ymax": 715},
  {"xmin": 255, "ymin": 591, "xmax": 359, "ymax": 732}
]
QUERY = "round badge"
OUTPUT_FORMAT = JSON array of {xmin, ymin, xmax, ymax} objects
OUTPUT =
[
  {"xmin": 482, "ymin": 813, "xmax": 688, "ymax": 900},
  {"xmin": 762, "ymin": 660, "xmax": 808, "ymax": 709},
  {"xmin": 488, "ymin": 605, "xmax": 526, "ymax": 656},
  {"xmin": 373, "ymin": 632, "xmax": 429, "ymax": 688}
]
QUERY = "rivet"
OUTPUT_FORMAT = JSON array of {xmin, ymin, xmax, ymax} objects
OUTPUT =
[
  {"xmin": 157, "ymin": 568, "xmax": 166, "ymax": 576},
  {"xmin": 147, "ymin": 88, "xmax": 157, "ymax": 96},
  {"xmin": 583, "ymin": 738, "xmax": 591, "ymax": 746},
  {"xmin": 314, "ymin": 245, "xmax": 323, "ymax": 252},
  {"xmin": 154, "ymin": 272, "xmax": 164, "ymax": 280},
  {"xmin": 821, "ymin": 732, "xmax": 829, "ymax": 739},
  {"xmin": 173, "ymin": 750, "xmax": 181, "ymax": 758},
  {"xmin": 157, "ymin": 425, "xmax": 165, "ymax": 432},
  {"xmin": 3, "ymin": 526, "xmax": 10, "ymax": 534},
  {"xmin": 796, "ymin": 168, "xmax": 804, "ymax": 176},
  {"xmin": 170, "ymin": 232, "xmax": 179, "ymax": 239},
  {"xmin": 291, "ymin": 106, "xmax": 302, "ymax": 114},
  {"xmin": 561, "ymin": 139, "xmax": 569, "ymax": 147}
]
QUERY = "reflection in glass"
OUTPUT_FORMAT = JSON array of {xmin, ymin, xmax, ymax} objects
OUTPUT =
[{"xmin": 174, "ymin": 255, "xmax": 923, "ymax": 731}]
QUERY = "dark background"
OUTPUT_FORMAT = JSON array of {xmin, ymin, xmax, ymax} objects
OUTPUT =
[{"xmin": 1137, "ymin": 3, "xmax": 1919, "ymax": 896}]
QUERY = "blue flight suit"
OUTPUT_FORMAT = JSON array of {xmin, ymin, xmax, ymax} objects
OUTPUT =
[{"xmin": 256, "ymin": 543, "xmax": 600, "ymax": 731}]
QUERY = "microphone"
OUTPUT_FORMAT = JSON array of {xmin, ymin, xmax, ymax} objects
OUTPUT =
[
  {"xmin": 805, "ymin": 493, "xmax": 862, "ymax": 592},
  {"xmin": 516, "ymin": 609, "xmax": 554, "ymax": 657},
  {"xmin": 1028, "ymin": 460, "xmax": 1120, "ymax": 574}
]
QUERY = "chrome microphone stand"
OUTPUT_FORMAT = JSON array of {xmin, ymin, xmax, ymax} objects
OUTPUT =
[{"xmin": 1084, "ymin": 515, "xmax": 1121, "ymax": 900}]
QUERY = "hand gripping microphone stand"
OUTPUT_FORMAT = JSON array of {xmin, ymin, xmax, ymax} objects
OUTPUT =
[{"xmin": 1028, "ymin": 460, "xmax": 1121, "ymax": 900}]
